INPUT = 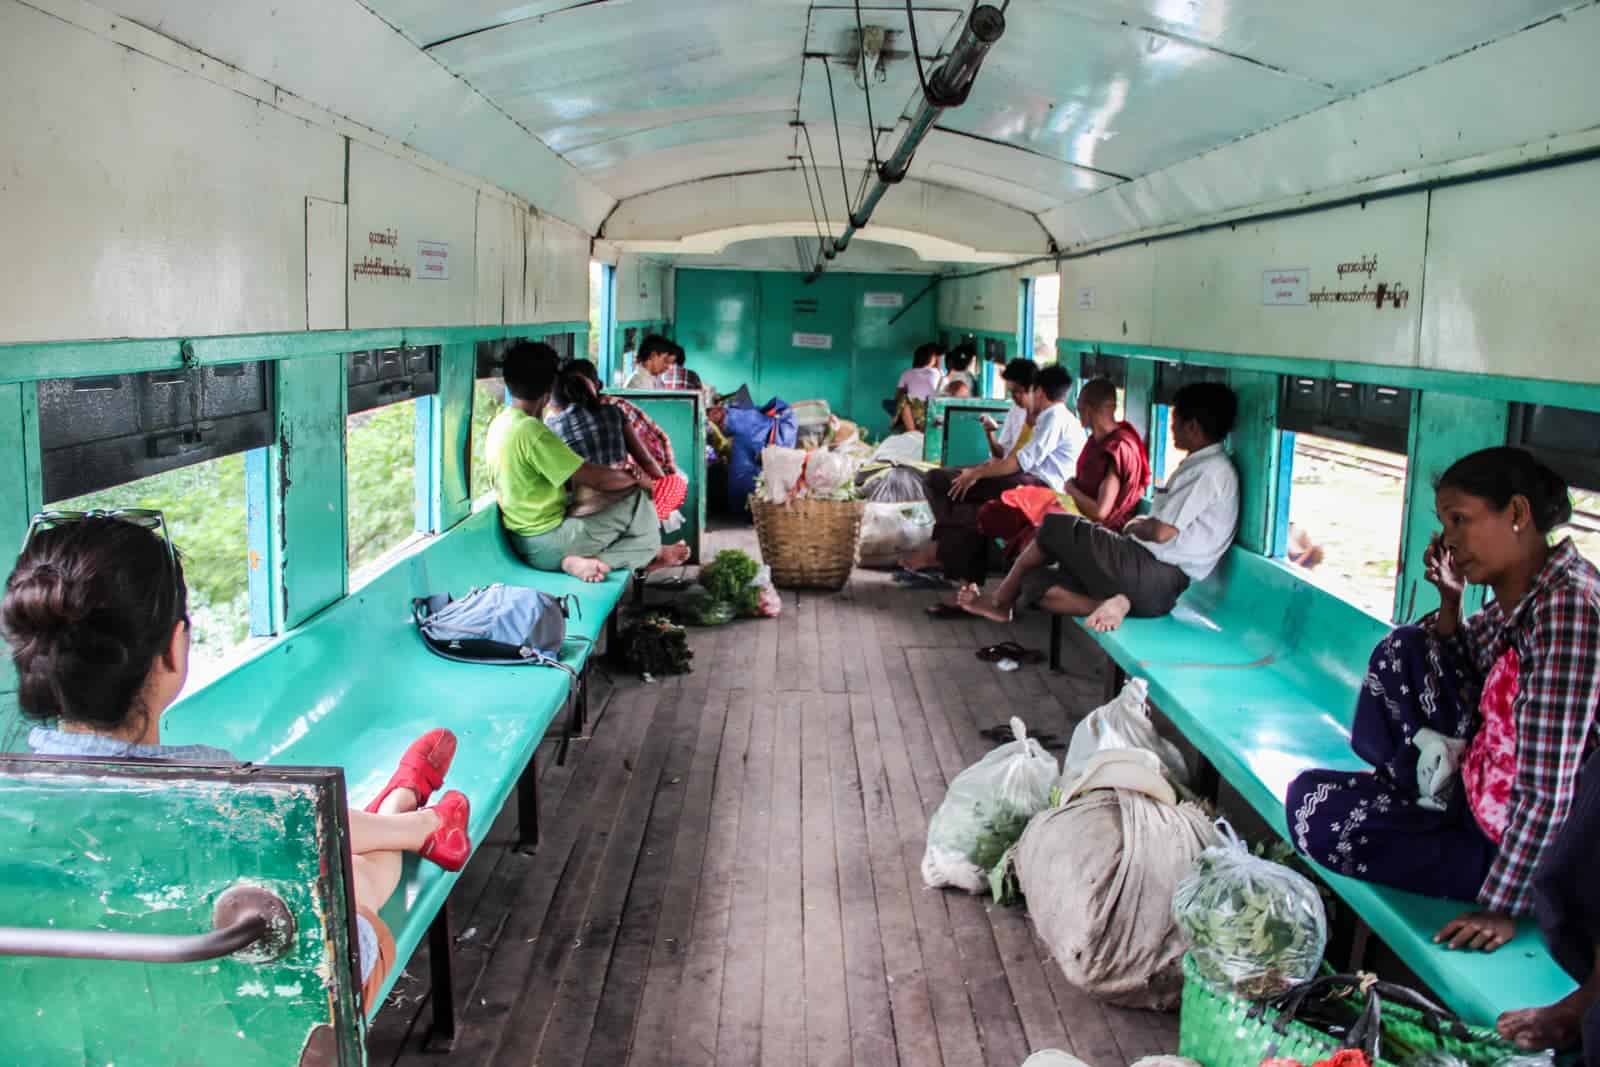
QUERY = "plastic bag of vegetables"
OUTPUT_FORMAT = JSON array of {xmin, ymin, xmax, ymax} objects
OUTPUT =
[
  {"xmin": 1172, "ymin": 821, "xmax": 1327, "ymax": 999},
  {"xmin": 921, "ymin": 717, "xmax": 1058, "ymax": 894}
]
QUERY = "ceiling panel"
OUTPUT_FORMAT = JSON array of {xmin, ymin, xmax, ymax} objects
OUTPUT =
[
  {"xmin": 563, "ymin": 112, "xmax": 796, "ymax": 172},
  {"xmin": 584, "ymin": 131, "xmax": 802, "ymax": 200},
  {"xmin": 358, "ymin": 0, "xmax": 588, "ymax": 50},
  {"xmin": 1036, "ymin": 0, "xmax": 1576, "ymax": 95}
]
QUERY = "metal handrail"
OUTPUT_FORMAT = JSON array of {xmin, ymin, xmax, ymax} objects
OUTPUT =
[{"xmin": 0, "ymin": 885, "xmax": 295, "ymax": 964}]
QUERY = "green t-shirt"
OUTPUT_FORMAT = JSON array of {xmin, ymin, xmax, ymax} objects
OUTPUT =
[{"xmin": 485, "ymin": 407, "xmax": 584, "ymax": 536}]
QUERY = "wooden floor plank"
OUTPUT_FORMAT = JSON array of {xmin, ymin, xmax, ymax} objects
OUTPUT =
[
  {"xmin": 714, "ymin": 684, "xmax": 777, "ymax": 1065},
  {"xmin": 759, "ymin": 692, "xmax": 808, "ymax": 1064},
  {"xmin": 827, "ymin": 693, "xmax": 898, "ymax": 1067},
  {"xmin": 799, "ymin": 693, "xmax": 852, "ymax": 1067},
  {"xmin": 626, "ymin": 682, "xmax": 735, "ymax": 1064}
]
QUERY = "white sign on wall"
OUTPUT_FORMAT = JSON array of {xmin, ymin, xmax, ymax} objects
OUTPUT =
[
  {"xmin": 863, "ymin": 291, "xmax": 904, "ymax": 309},
  {"xmin": 1077, "ymin": 286, "xmax": 1096, "ymax": 310},
  {"xmin": 792, "ymin": 332, "xmax": 833, "ymax": 350},
  {"xmin": 1262, "ymin": 268, "xmax": 1309, "ymax": 306},
  {"xmin": 417, "ymin": 240, "xmax": 450, "ymax": 281}
]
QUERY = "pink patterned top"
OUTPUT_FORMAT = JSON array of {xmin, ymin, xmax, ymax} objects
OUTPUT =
[{"xmin": 1465, "ymin": 647, "xmax": 1521, "ymax": 844}]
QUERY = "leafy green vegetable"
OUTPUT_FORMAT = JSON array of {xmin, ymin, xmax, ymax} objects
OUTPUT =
[
  {"xmin": 678, "ymin": 594, "xmax": 736, "ymax": 626},
  {"xmin": 1173, "ymin": 838, "xmax": 1328, "ymax": 999},
  {"xmin": 699, "ymin": 549, "xmax": 759, "ymax": 602}
]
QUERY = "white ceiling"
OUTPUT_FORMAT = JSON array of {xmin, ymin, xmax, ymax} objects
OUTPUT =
[{"xmin": 98, "ymin": 0, "xmax": 1595, "ymax": 253}]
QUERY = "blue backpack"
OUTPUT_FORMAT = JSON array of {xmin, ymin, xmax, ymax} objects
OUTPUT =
[{"xmin": 412, "ymin": 584, "xmax": 584, "ymax": 681}]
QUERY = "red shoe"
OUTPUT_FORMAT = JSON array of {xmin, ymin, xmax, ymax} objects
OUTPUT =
[
  {"xmin": 364, "ymin": 729, "xmax": 457, "ymax": 814},
  {"xmin": 419, "ymin": 791, "xmax": 472, "ymax": 872}
]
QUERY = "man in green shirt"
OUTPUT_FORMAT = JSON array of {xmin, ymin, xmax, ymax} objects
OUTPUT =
[{"xmin": 486, "ymin": 342, "xmax": 683, "ymax": 582}]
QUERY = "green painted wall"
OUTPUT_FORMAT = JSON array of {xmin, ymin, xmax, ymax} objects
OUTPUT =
[
  {"xmin": 1225, "ymin": 368, "xmax": 1283, "ymax": 556},
  {"xmin": 610, "ymin": 390, "xmax": 706, "ymax": 563},
  {"xmin": 273, "ymin": 355, "xmax": 348, "ymax": 631},
  {"xmin": 0, "ymin": 761, "xmax": 362, "ymax": 1066},
  {"xmin": 674, "ymin": 269, "xmax": 937, "ymax": 440},
  {"xmin": 923, "ymin": 397, "xmax": 1012, "ymax": 468}
]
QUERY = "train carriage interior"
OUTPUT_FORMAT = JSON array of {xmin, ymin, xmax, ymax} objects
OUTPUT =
[{"xmin": 4, "ymin": 0, "xmax": 1600, "ymax": 1064}]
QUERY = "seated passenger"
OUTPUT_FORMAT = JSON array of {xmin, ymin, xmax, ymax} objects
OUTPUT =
[
  {"xmin": 625, "ymin": 334, "xmax": 675, "ymax": 389},
  {"xmin": 976, "ymin": 376, "xmax": 1150, "ymax": 559},
  {"xmin": 943, "ymin": 342, "xmax": 979, "ymax": 396},
  {"xmin": 487, "ymin": 342, "xmax": 682, "ymax": 582},
  {"xmin": 978, "ymin": 358, "xmax": 1039, "ymax": 461},
  {"xmin": 957, "ymin": 381, "xmax": 1237, "ymax": 631},
  {"xmin": 1284, "ymin": 448, "xmax": 1600, "ymax": 980},
  {"xmin": 659, "ymin": 343, "xmax": 703, "ymax": 395},
  {"xmin": 942, "ymin": 376, "xmax": 973, "ymax": 399},
  {"xmin": 1, "ymin": 514, "xmax": 474, "ymax": 1011},
  {"xmin": 559, "ymin": 359, "xmax": 689, "ymax": 527},
  {"xmin": 900, "ymin": 364, "xmax": 1084, "ymax": 590},
  {"xmin": 894, "ymin": 342, "xmax": 944, "ymax": 433}
]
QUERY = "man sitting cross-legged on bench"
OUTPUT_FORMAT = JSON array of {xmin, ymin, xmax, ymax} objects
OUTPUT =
[
  {"xmin": 900, "ymin": 363, "xmax": 1083, "ymax": 599},
  {"xmin": 2, "ymin": 513, "xmax": 475, "ymax": 1012},
  {"xmin": 486, "ymin": 341, "xmax": 685, "ymax": 584},
  {"xmin": 958, "ymin": 380, "xmax": 1238, "ymax": 633}
]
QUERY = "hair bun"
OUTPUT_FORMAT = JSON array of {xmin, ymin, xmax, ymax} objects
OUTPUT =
[{"xmin": 1534, "ymin": 461, "xmax": 1574, "ymax": 531}]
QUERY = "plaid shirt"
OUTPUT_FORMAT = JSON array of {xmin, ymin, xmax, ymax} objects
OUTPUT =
[
  {"xmin": 546, "ymin": 404, "xmax": 627, "ymax": 466},
  {"xmin": 1433, "ymin": 538, "xmax": 1600, "ymax": 915},
  {"xmin": 659, "ymin": 365, "xmax": 701, "ymax": 392},
  {"xmin": 604, "ymin": 396, "xmax": 675, "ymax": 472}
]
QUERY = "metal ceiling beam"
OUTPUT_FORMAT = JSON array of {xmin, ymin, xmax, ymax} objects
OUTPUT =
[{"xmin": 812, "ymin": 3, "xmax": 1005, "ymax": 277}]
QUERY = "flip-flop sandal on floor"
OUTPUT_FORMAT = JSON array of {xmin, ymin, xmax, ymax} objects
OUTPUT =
[
  {"xmin": 925, "ymin": 601, "xmax": 967, "ymax": 619},
  {"xmin": 978, "ymin": 723, "xmax": 1059, "ymax": 745},
  {"xmin": 976, "ymin": 641, "xmax": 1045, "ymax": 665},
  {"xmin": 896, "ymin": 568, "xmax": 952, "ymax": 589}
]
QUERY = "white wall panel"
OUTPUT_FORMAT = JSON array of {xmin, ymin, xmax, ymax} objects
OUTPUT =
[
  {"xmin": 306, "ymin": 198, "xmax": 348, "ymax": 331},
  {"xmin": 1149, "ymin": 195, "xmax": 1427, "ymax": 365},
  {"xmin": 615, "ymin": 255, "xmax": 668, "ymax": 322},
  {"xmin": 939, "ymin": 272, "xmax": 1020, "ymax": 335},
  {"xmin": 473, "ymin": 194, "xmax": 526, "ymax": 326},
  {"xmin": 533, "ymin": 216, "xmax": 591, "ymax": 325},
  {"xmin": 1058, "ymin": 246, "xmax": 1156, "ymax": 347},
  {"xmin": 347, "ymin": 143, "xmax": 478, "ymax": 329},
  {"xmin": 0, "ymin": 0, "xmax": 343, "ymax": 344},
  {"xmin": 1421, "ymin": 163, "xmax": 1600, "ymax": 384}
]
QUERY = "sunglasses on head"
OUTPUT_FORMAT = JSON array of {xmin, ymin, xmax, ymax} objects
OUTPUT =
[{"xmin": 24, "ymin": 509, "xmax": 184, "ymax": 612}]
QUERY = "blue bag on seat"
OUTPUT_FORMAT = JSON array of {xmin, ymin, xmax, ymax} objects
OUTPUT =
[
  {"xmin": 725, "ymin": 397, "xmax": 797, "ymax": 513},
  {"xmin": 412, "ymin": 584, "xmax": 583, "ymax": 679}
]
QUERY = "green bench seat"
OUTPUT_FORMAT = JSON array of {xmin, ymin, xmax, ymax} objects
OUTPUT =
[
  {"xmin": 162, "ymin": 503, "xmax": 628, "ymax": 1038},
  {"xmin": 1051, "ymin": 547, "xmax": 1575, "ymax": 1027}
]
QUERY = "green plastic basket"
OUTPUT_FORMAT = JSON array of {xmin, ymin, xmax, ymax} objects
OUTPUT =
[{"xmin": 1177, "ymin": 955, "xmax": 1522, "ymax": 1067}]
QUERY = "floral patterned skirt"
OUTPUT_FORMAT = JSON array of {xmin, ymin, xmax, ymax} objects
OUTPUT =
[{"xmin": 1285, "ymin": 625, "xmax": 1496, "ymax": 902}]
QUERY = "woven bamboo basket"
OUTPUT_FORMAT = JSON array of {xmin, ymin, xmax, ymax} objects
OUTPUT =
[{"xmin": 750, "ymin": 496, "xmax": 865, "ymax": 591}]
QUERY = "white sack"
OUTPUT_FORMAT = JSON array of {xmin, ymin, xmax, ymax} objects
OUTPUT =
[
  {"xmin": 1014, "ymin": 788, "xmax": 1221, "ymax": 1010},
  {"xmin": 858, "ymin": 501, "xmax": 935, "ymax": 567},
  {"xmin": 1061, "ymin": 677, "xmax": 1188, "ymax": 791},
  {"xmin": 760, "ymin": 446, "xmax": 809, "ymax": 503}
]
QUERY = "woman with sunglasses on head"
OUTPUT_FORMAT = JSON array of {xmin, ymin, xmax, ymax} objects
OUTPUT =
[
  {"xmin": 2, "ymin": 513, "xmax": 474, "ymax": 1011},
  {"xmin": 1284, "ymin": 449, "xmax": 1600, "ymax": 1053}
]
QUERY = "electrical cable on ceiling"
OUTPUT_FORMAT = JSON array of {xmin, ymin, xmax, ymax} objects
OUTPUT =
[
  {"xmin": 904, "ymin": 0, "xmax": 933, "ymax": 99},
  {"xmin": 854, "ymin": 0, "xmax": 884, "ymax": 171},
  {"xmin": 798, "ymin": 153, "xmax": 828, "ymax": 253},
  {"xmin": 799, "ymin": 122, "xmax": 836, "ymax": 241},
  {"xmin": 820, "ymin": 58, "xmax": 857, "ymax": 216}
]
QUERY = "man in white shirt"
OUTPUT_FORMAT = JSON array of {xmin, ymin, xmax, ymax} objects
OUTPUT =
[
  {"xmin": 901, "ymin": 364, "xmax": 1084, "ymax": 593},
  {"xmin": 625, "ymin": 334, "xmax": 674, "ymax": 389},
  {"xmin": 981, "ymin": 359, "xmax": 1038, "ymax": 460},
  {"xmin": 959, "ymin": 381, "xmax": 1240, "ymax": 633}
]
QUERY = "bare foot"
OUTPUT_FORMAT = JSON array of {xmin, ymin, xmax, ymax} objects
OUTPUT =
[
  {"xmin": 1498, "ymin": 989, "xmax": 1594, "ymax": 1051},
  {"xmin": 898, "ymin": 543, "xmax": 940, "ymax": 572},
  {"xmin": 958, "ymin": 583, "xmax": 1014, "ymax": 624},
  {"xmin": 645, "ymin": 542, "xmax": 692, "ymax": 573},
  {"xmin": 1085, "ymin": 594, "xmax": 1132, "ymax": 633},
  {"xmin": 561, "ymin": 556, "xmax": 611, "ymax": 583}
]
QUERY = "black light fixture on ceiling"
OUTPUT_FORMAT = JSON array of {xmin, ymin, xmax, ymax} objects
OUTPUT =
[{"xmin": 813, "ymin": 3, "xmax": 1006, "ymax": 276}]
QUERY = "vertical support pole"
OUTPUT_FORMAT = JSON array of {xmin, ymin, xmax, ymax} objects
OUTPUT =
[
  {"xmin": 1150, "ymin": 404, "xmax": 1170, "ymax": 484},
  {"xmin": 517, "ymin": 750, "xmax": 541, "ymax": 852},
  {"xmin": 1224, "ymin": 368, "xmax": 1282, "ymax": 555},
  {"xmin": 272, "ymin": 354, "xmax": 347, "ymax": 631},
  {"xmin": 433, "ymin": 343, "xmax": 476, "ymax": 533},
  {"xmin": 1049, "ymin": 614, "xmax": 1063, "ymax": 673},
  {"xmin": 1123, "ymin": 355, "xmax": 1157, "ymax": 466},
  {"xmin": 245, "ymin": 448, "xmax": 277, "ymax": 637},
  {"xmin": 424, "ymin": 905, "xmax": 458, "ymax": 1052},
  {"xmin": 413, "ymin": 393, "xmax": 438, "ymax": 535},
  {"xmin": 1396, "ymin": 392, "xmax": 1509, "ymax": 622},
  {"xmin": 1271, "ymin": 431, "xmax": 1296, "ymax": 559},
  {"xmin": 1019, "ymin": 279, "xmax": 1034, "ymax": 360}
]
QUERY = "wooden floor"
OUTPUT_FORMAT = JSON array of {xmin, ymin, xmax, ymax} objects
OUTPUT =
[{"xmin": 366, "ymin": 525, "xmax": 1180, "ymax": 1067}]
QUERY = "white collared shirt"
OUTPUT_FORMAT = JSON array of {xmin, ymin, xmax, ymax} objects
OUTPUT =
[
  {"xmin": 1014, "ymin": 402, "xmax": 1084, "ymax": 492},
  {"xmin": 1142, "ymin": 442, "xmax": 1239, "ymax": 580},
  {"xmin": 997, "ymin": 404, "xmax": 1028, "ymax": 454}
]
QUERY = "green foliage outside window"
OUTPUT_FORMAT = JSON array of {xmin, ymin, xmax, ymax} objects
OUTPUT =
[
  {"xmin": 346, "ymin": 400, "xmax": 420, "ymax": 574},
  {"xmin": 469, "ymin": 379, "xmax": 507, "ymax": 504}
]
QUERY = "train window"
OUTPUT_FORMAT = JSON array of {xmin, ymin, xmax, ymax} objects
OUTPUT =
[
  {"xmin": 1278, "ymin": 377, "xmax": 1411, "ymax": 455},
  {"xmin": 1080, "ymin": 352, "xmax": 1128, "ymax": 389},
  {"xmin": 588, "ymin": 261, "xmax": 610, "ymax": 363},
  {"xmin": 1278, "ymin": 432, "xmax": 1408, "ymax": 620},
  {"xmin": 469, "ymin": 376, "xmax": 507, "ymax": 504},
  {"xmin": 37, "ymin": 362, "xmax": 273, "ymax": 501},
  {"xmin": 50, "ymin": 458, "xmax": 256, "ymax": 686},
  {"xmin": 1510, "ymin": 403, "xmax": 1600, "ymax": 562},
  {"xmin": 1028, "ymin": 274, "xmax": 1060, "ymax": 364}
]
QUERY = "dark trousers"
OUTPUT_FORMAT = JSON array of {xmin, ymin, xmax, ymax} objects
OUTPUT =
[
  {"xmin": 1533, "ymin": 750, "xmax": 1600, "ymax": 1064},
  {"xmin": 925, "ymin": 467, "xmax": 1045, "ymax": 584}
]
